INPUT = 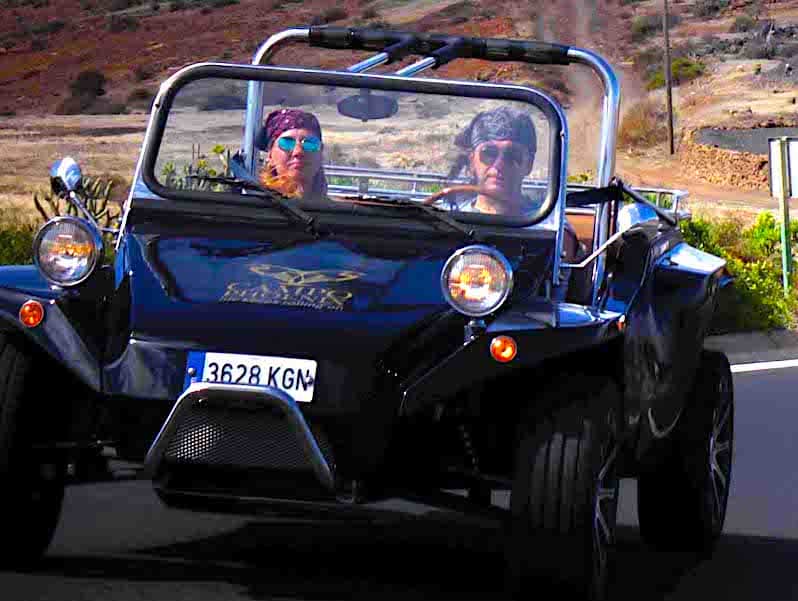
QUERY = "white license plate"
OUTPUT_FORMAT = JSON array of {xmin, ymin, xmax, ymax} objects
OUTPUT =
[{"xmin": 185, "ymin": 352, "xmax": 317, "ymax": 403}]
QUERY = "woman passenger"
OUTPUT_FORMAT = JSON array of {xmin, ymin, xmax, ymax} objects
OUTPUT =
[{"xmin": 256, "ymin": 108, "xmax": 328, "ymax": 200}]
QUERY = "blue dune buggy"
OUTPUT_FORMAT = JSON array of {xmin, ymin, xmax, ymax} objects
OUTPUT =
[{"xmin": 0, "ymin": 26, "xmax": 734, "ymax": 599}]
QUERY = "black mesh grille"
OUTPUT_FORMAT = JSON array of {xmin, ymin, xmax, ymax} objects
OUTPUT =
[{"xmin": 163, "ymin": 405, "xmax": 333, "ymax": 471}]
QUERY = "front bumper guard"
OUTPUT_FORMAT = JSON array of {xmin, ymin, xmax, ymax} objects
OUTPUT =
[{"xmin": 141, "ymin": 382, "xmax": 335, "ymax": 492}]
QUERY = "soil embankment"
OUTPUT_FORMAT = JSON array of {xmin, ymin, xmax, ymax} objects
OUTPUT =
[{"xmin": 681, "ymin": 128, "xmax": 771, "ymax": 191}]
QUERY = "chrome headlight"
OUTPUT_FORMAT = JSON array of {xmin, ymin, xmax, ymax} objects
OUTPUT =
[
  {"xmin": 441, "ymin": 245, "xmax": 513, "ymax": 317},
  {"xmin": 33, "ymin": 217, "xmax": 102, "ymax": 286}
]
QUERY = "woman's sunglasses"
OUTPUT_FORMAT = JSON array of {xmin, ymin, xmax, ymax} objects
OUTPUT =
[
  {"xmin": 276, "ymin": 135, "xmax": 322, "ymax": 153},
  {"xmin": 477, "ymin": 144, "xmax": 525, "ymax": 167}
]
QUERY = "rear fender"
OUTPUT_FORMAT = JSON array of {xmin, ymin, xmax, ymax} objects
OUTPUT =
[{"xmin": 399, "ymin": 299, "xmax": 623, "ymax": 416}]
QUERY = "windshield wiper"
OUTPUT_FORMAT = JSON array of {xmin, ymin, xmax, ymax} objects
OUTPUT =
[
  {"xmin": 185, "ymin": 174, "xmax": 319, "ymax": 235},
  {"xmin": 338, "ymin": 194, "xmax": 478, "ymax": 241}
]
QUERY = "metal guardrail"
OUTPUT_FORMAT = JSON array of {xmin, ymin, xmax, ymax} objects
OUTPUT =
[{"xmin": 323, "ymin": 165, "xmax": 690, "ymax": 217}]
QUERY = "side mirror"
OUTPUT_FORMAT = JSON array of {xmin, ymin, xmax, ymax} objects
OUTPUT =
[
  {"xmin": 337, "ymin": 89, "xmax": 398, "ymax": 122},
  {"xmin": 50, "ymin": 157, "xmax": 83, "ymax": 197}
]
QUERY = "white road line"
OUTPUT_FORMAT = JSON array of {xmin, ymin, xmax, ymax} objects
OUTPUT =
[{"xmin": 731, "ymin": 359, "xmax": 798, "ymax": 373}]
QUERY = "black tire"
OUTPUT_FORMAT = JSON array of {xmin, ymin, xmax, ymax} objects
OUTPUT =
[
  {"xmin": 506, "ymin": 375, "xmax": 622, "ymax": 601},
  {"xmin": 0, "ymin": 335, "xmax": 65, "ymax": 568},
  {"xmin": 637, "ymin": 350, "xmax": 734, "ymax": 555}
]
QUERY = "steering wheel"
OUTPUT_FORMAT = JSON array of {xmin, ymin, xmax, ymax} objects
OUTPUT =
[{"xmin": 420, "ymin": 184, "xmax": 508, "ymax": 208}]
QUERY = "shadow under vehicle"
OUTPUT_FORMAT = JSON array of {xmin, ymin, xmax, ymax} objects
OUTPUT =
[{"xmin": 0, "ymin": 27, "xmax": 735, "ymax": 600}]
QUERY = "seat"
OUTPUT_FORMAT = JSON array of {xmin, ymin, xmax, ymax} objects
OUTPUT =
[{"xmin": 563, "ymin": 210, "xmax": 595, "ymax": 305}]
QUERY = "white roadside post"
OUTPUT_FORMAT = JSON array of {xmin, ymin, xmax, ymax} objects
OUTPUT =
[{"xmin": 768, "ymin": 137, "xmax": 797, "ymax": 295}]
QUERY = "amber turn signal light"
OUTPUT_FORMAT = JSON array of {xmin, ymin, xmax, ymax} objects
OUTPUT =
[
  {"xmin": 19, "ymin": 300, "xmax": 44, "ymax": 328},
  {"xmin": 490, "ymin": 335, "xmax": 517, "ymax": 363}
]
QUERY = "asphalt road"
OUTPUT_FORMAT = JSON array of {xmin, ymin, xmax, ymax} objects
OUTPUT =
[
  {"xmin": 694, "ymin": 126, "xmax": 798, "ymax": 156},
  {"xmin": 2, "ymin": 368, "xmax": 798, "ymax": 601}
]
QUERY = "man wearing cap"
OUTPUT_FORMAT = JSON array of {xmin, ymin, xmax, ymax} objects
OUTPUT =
[{"xmin": 256, "ymin": 108, "xmax": 328, "ymax": 200}]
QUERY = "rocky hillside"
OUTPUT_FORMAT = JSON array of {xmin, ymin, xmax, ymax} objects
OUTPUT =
[
  {"xmin": 0, "ymin": 0, "xmax": 653, "ymax": 117},
  {"xmin": 2, "ymin": 0, "xmax": 798, "ymax": 202}
]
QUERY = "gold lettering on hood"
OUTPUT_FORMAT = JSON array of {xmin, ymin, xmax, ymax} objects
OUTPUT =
[{"xmin": 221, "ymin": 282, "xmax": 354, "ymax": 311}]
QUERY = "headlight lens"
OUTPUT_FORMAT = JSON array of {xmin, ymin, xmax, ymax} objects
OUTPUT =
[
  {"xmin": 441, "ymin": 245, "xmax": 513, "ymax": 317},
  {"xmin": 34, "ymin": 217, "xmax": 102, "ymax": 286}
]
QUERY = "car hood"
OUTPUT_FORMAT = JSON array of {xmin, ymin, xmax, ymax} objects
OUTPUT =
[{"xmin": 121, "ymin": 224, "xmax": 553, "ymax": 360}]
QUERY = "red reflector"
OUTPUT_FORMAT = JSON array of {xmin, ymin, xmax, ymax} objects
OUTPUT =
[
  {"xmin": 490, "ymin": 335, "xmax": 517, "ymax": 363},
  {"xmin": 19, "ymin": 300, "xmax": 44, "ymax": 328}
]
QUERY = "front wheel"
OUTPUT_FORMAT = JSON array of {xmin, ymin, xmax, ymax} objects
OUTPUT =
[
  {"xmin": 0, "ymin": 336, "xmax": 65, "ymax": 567},
  {"xmin": 506, "ymin": 375, "xmax": 622, "ymax": 601},
  {"xmin": 637, "ymin": 350, "xmax": 734, "ymax": 554}
]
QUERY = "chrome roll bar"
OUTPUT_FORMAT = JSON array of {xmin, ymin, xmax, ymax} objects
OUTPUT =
[
  {"xmin": 566, "ymin": 48, "xmax": 620, "ymax": 305},
  {"xmin": 238, "ymin": 29, "xmax": 621, "ymax": 305},
  {"xmin": 347, "ymin": 53, "xmax": 390, "ymax": 72},
  {"xmin": 243, "ymin": 28, "xmax": 311, "ymax": 173},
  {"xmin": 394, "ymin": 57, "xmax": 437, "ymax": 77}
]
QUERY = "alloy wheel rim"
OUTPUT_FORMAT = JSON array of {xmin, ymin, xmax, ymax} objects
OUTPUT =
[{"xmin": 707, "ymin": 371, "xmax": 733, "ymax": 531}]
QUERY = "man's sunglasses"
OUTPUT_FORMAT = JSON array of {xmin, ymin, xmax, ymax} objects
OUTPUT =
[
  {"xmin": 276, "ymin": 135, "xmax": 322, "ymax": 153},
  {"xmin": 477, "ymin": 144, "xmax": 525, "ymax": 167}
]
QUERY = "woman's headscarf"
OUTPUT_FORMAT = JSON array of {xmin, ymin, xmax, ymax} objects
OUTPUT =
[
  {"xmin": 257, "ymin": 108, "xmax": 323, "ymax": 152},
  {"xmin": 257, "ymin": 108, "xmax": 327, "ymax": 199}
]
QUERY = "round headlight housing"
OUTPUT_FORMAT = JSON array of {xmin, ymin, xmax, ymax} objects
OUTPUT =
[
  {"xmin": 441, "ymin": 245, "xmax": 513, "ymax": 317},
  {"xmin": 34, "ymin": 217, "xmax": 102, "ymax": 287}
]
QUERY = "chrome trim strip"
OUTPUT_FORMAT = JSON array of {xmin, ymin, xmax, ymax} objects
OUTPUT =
[
  {"xmin": 142, "ymin": 382, "xmax": 334, "ymax": 491},
  {"xmin": 244, "ymin": 28, "xmax": 311, "ymax": 174}
]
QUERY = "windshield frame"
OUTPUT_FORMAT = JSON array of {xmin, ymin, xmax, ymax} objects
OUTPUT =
[{"xmin": 138, "ymin": 62, "xmax": 567, "ymax": 230}]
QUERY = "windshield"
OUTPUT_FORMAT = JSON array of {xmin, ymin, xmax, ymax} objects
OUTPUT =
[{"xmin": 145, "ymin": 66, "xmax": 564, "ymax": 228}]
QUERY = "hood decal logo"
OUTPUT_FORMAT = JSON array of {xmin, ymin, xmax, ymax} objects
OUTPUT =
[
  {"xmin": 221, "ymin": 264, "xmax": 364, "ymax": 311},
  {"xmin": 249, "ymin": 264, "xmax": 364, "ymax": 286}
]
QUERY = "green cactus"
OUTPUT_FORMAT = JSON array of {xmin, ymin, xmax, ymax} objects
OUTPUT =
[
  {"xmin": 160, "ymin": 144, "xmax": 232, "ymax": 191},
  {"xmin": 32, "ymin": 174, "xmax": 122, "ymax": 243}
]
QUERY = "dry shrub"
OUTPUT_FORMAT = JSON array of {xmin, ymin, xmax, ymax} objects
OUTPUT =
[
  {"xmin": 730, "ymin": 14, "xmax": 755, "ymax": 33},
  {"xmin": 693, "ymin": 0, "xmax": 729, "ymax": 18},
  {"xmin": 321, "ymin": 7, "xmax": 347, "ymax": 22},
  {"xmin": 618, "ymin": 97, "xmax": 668, "ymax": 149},
  {"xmin": 127, "ymin": 87, "xmax": 154, "ymax": 110},
  {"xmin": 55, "ymin": 93, "xmax": 96, "ymax": 115},
  {"xmin": 70, "ymin": 70, "xmax": 106, "ymax": 97}
]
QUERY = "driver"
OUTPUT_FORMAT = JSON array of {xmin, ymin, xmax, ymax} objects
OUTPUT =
[
  {"xmin": 444, "ymin": 106, "xmax": 541, "ymax": 215},
  {"xmin": 256, "ymin": 108, "xmax": 328, "ymax": 200},
  {"xmin": 445, "ymin": 106, "xmax": 582, "ymax": 299}
]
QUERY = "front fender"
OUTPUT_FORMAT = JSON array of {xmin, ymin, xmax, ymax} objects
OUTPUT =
[
  {"xmin": 0, "ymin": 266, "xmax": 101, "ymax": 391},
  {"xmin": 399, "ymin": 299, "xmax": 622, "ymax": 415},
  {"xmin": 626, "ymin": 242, "xmax": 726, "ymax": 464}
]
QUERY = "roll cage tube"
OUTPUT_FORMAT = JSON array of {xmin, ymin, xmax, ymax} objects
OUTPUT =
[{"xmin": 241, "ymin": 27, "xmax": 620, "ymax": 305}]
